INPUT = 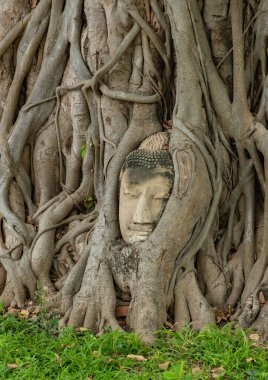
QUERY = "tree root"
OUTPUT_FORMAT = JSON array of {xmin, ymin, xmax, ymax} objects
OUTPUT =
[
  {"xmin": 252, "ymin": 304, "xmax": 268, "ymax": 343},
  {"xmin": 1, "ymin": 0, "xmax": 268, "ymax": 343},
  {"xmin": 0, "ymin": 13, "xmax": 31, "ymax": 58},
  {"xmin": 174, "ymin": 271, "xmax": 215, "ymax": 331}
]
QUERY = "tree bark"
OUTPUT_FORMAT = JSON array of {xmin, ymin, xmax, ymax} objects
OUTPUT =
[{"xmin": 0, "ymin": 0, "xmax": 268, "ymax": 342}]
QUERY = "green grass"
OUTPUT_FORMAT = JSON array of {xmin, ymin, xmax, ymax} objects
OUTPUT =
[{"xmin": 0, "ymin": 311, "xmax": 267, "ymax": 380}]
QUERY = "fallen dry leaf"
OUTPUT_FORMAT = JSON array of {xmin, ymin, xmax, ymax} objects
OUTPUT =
[
  {"xmin": 246, "ymin": 357, "xmax": 254, "ymax": 363},
  {"xmin": 92, "ymin": 351, "xmax": 101, "ymax": 356},
  {"xmin": 7, "ymin": 307, "xmax": 18, "ymax": 316},
  {"xmin": 19, "ymin": 309, "xmax": 30, "ymax": 318},
  {"xmin": 192, "ymin": 366, "xmax": 201, "ymax": 374},
  {"xmin": 76, "ymin": 327, "xmax": 88, "ymax": 332},
  {"xmin": 165, "ymin": 321, "xmax": 174, "ymax": 330},
  {"xmin": 7, "ymin": 363, "xmax": 18, "ymax": 369},
  {"xmin": 215, "ymin": 305, "xmax": 233, "ymax": 324},
  {"xmin": 67, "ymin": 343, "xmax": 76, "ymax": 349},
  {"xmin": 249, "ymin": 333, "xmax": 259, "ymax": 342},
  {"xmin": 33, "ymin": 306, "xmax": 41, "ymax": 314},
  {"xmin": 212, "ymin": 374, "xmax": 220, "ymax": 379},
  {"xmin": 108, "ymin": 358, "xmax": 114, "ymax": 362},
  {"xmin": 211, "ymin": 366, "xmax": 225, "ymax": 378},
  {"xmin": 158, "ymin": 361, "xmax": 170, "ymax": 370},
  {"xmin": 127, "ymin": 354, "xmax": 147, "ymax": 362},
  {"xmin": 55, "ymin": 354, "xmax": 62, "ymax": 366}
]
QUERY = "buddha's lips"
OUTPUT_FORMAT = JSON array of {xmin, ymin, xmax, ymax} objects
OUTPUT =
[
  {"xmin": 128, "ymin": 225, "xmax": 154, "ymax": 234},
  {"xmin": 135, "ymin": 231, "xmax": 150, "ymax": 236}
]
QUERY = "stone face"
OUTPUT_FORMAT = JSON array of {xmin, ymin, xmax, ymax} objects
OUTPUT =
[{"xmin": 119, "ymin": 133, "xmax": 174, "ymax": 245}]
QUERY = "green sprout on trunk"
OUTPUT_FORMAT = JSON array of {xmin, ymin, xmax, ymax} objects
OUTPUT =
[{"xmin": 81, "ymin": 143, "xmax": 93, "ymax": 159}]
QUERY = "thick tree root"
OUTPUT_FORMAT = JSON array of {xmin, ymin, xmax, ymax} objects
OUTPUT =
[{"xmin": 1, "ymin": 0, "xmax": 268, "ymax": 343}]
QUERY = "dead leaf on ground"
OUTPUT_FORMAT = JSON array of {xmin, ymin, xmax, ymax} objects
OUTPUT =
[
  {"xmin": 211, "ymin": 366, "xmax": 225, "ymax": 378},
  {"xmin": 76, "ymin": 327, "xmax": 88, "ymax": 332},
  {"xmin": 192, "ymin": 366, "xmax": 201, "ymax": 374},
  {"xmin": 55, "ymin": 353, "xmax": 62, "ymax": 366},
  {"xmin": 92, "ymin": 351, "xmax": 101, "ymax": 356},
  {"xmin": 127, "ymin": 354, "xmax": 147, "ymax": 362},
  {"xmin": 19, "ymin": 309, "xmax": 30, "ymax": 318},
  {"xmin": 33, "ymin": 306, "xmax": 41, "ymax": 314},
  {"xmin": 215, "ymin": 305, "xmax": 233, "ymax": 324},
  {"xmin": 7, "ymin": 307, "xmax": 18, "ymax": 316},
  {"xmin": 158, "ymin": 361, "xmax": 170, "ymax": 370},
  {"xmin": 246, "ymin": 357, "xmax": 255, "ymax": 363},
  {"xmin": 7, "ymin": 363, "xmax": 18, "ymax": 369},
  {"xmin": 61, "ymin": 343, "xmax": 76, "ymax": 349},
  {"xmin": 165, "ymin": 321, "xmax": 174, "ymax": 330},
  {"xmin": 249, "ymin": 333, "xmax": 259, "ymax": 342}
]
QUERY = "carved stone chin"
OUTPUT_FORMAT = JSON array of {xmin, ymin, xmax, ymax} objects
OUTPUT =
[{"xmin": 119, "ymin": 132, "xmax": 174, "ymax": 245}]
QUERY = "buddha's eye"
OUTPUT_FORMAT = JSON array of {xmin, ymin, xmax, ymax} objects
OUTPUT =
[{"xmin": 124, "ymin": 192, "xmax": 140, "ymax": 199}]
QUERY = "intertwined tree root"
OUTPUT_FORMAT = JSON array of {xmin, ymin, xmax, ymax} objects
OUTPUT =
[{"xmin": 0, "ymin": 0, "xmax": 268, "ymax": 342}]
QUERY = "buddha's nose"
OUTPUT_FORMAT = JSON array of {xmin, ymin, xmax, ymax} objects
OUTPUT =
[{"xmin": 132, "ymin": 194, "xmax": 153, "ymax": 225}]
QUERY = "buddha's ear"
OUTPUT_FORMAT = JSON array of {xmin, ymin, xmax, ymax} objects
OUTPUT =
[{"xmin": 173, "ymin": 148, "xmax": 196, "ymax": 198}]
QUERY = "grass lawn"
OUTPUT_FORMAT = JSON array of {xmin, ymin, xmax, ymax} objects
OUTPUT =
[{"xmin": 0, "ymin": 307, "xmax": 267, "ymax": 379}]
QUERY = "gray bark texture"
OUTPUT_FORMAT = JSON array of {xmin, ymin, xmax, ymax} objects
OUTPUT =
[{"xmin": 1, "ymin": 0, "xmax": 268, "ymax": 342}]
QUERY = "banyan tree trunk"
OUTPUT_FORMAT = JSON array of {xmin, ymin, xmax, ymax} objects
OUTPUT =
[{"xmin": 0, "ymin": 0, "xmax": 268, "ymax": 342}]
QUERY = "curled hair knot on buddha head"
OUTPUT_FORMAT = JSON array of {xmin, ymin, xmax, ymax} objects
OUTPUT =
[{"xmin": 120, "ymin": 132, "xmax": 174, "ymax": 177}]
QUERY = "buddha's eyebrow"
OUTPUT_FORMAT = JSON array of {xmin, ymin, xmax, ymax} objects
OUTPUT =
[
  {"xmin": 127, "ymin": 180, "xmax": 144, "ymax": 185},
  {"xmin": 124, "ymin": 182, "xmax": 139, "ymax": 190},
  {"xmin": 154, "ymin": 192, "xmax": 169, "ymax": 197}
]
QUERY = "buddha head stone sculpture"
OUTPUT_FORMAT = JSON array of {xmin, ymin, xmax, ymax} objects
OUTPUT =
[{"xmin": 119, "ymin": 132, "xmax": 174, "ymax": 245}]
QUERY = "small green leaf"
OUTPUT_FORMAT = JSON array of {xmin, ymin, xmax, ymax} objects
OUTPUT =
[
  {"xmin": 81, "ymin": 143, "xmax": 94, "ymax": 159},
  {"xmin": 85, "ymin": 195, "xmax": 95, "ymax": 210},
  {"xmin": 81, "ymin": 144, "xmax": 87, "ymax": 158}
]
